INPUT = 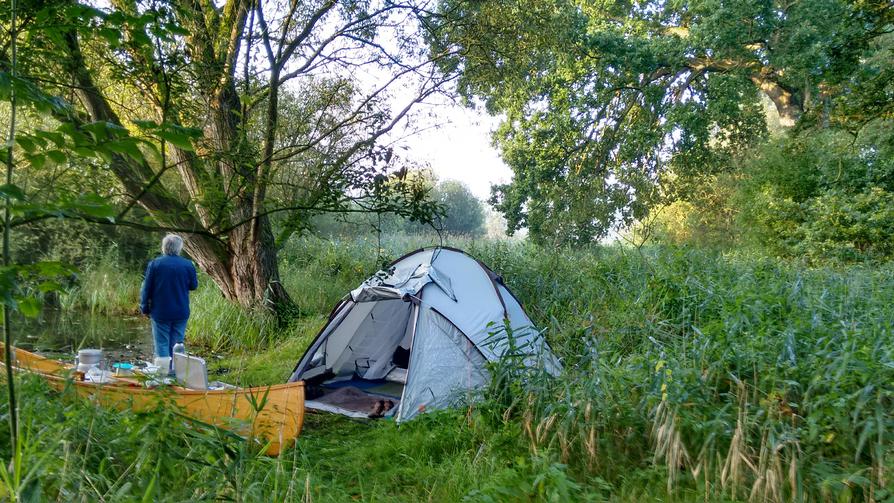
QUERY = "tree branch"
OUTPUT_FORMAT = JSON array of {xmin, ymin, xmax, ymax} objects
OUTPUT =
[
  {"xmin": 60, "ymin": 28, "xmax": 209, "ymax": 235},
  {"xmin": 277, "ymin": 0, "xmax": 337, "ymax": 68}
]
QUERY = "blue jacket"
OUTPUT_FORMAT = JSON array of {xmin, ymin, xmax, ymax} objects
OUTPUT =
[{"xmin": 140, "ymin": 255, "xmax": 198, "ymax": 321}]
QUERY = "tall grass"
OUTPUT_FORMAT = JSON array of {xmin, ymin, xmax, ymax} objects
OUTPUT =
[
  {"xmin": 28, "ymin": 235, "xmax": 894, "ymax": 500},
  {"xmin": 465, "ymin": 243, "xmax": 894, "ymax": 500},
  {"xmin": 59, "ymin": 251, "xmax": 143, "ymax": 316},
  {"xmin": 0, "ymin": 375, "xmax": 538, "ymax": 502}
]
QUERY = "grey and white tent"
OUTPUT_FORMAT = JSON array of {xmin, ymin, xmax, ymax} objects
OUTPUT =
[{"xmin": 289, "ymin": 247, "xmax": 560, "ymax": 421}]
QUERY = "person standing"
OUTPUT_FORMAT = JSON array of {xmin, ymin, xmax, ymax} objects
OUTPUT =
[{"xmin": 140, "ymin": 234, "xmax": 198, "ymax": 370}]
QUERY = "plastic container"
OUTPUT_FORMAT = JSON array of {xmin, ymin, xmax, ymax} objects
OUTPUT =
[
  {"xmin": 154, "ymin": 356, "xmax": 171, "ymax": 374},
  {"xmin": 84, "ymin": 367, "xmax": 114, "ymax": 384},
  {"xmin": 112, "ymin": 362, "xmax": 134, "ymax": 376}
]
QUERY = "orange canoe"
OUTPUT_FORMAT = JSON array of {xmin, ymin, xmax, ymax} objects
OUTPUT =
[{"xmin": 2, "ymin": 345, "xmax": 304, "ymax": 455}]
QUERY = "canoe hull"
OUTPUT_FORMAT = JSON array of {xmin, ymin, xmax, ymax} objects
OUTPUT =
[{"xmin": 4, "ymin": 346, "xmax": 304, "ymax": 456}]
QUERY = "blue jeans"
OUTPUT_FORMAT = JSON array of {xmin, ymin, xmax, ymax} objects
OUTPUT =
[{"xmin": 151, "ymin": 319, "xmax": 187, "ymax": 358}]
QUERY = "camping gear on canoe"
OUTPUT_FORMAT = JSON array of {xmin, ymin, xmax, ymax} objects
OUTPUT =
[
  {"xmin": 2, "ymin": 345, "xmax": 304, "ymax": 455},
  {"xmin": 154, "ymin": 356, "xmax": 172, "ymax": 374},
  {"xmin": 112, "ymin": 362, "xmax": 135, "ymax": 376},
  {"xmin": 75, "ymin": 348, "xmax": 103, "ymax": 373},
  {"xmin": 290, "ymin": 246, "xmax": 561, "ymax": 421},
  {"xmin": 172, "ymin": 352, "xmax": 236, "ymax": 390}
]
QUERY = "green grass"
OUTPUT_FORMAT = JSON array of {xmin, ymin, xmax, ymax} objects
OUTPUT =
[
  {"xmin": 9, "ymin": 235, "xmax": 894, "ymax": 501},
  {"xmin": 58, "ymin": 253, "xmax": 143, "ymax": 316},
  {"xmin": 207, "ymin": 316, "xmax": 324, "ymax": 386}
]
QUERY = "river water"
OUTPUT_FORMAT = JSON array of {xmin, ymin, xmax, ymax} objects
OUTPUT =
[{"xmin": 14, "ymin": 309, "xmax": 154, "ymax": 366}]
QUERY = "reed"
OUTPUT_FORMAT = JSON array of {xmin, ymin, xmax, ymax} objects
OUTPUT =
[
  {"xmin": 16, "ymin": 235, "xmax": 894, "ymax": 500},
  {"xmin": 464, "ymin": 242, "xmax": 894, "ymax": 500},
  {"xmin": 59, "ymin": 254, "xmax": 143, "ymax": 316}
]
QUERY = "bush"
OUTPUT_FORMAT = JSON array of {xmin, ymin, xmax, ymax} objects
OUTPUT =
[
  {"xmin": 655, "ymin": 130, "xmax": 894, "ymax": 264},
  {"xmin": 797, "ymin": 188, "xmax": 894, "ymax": 262}
]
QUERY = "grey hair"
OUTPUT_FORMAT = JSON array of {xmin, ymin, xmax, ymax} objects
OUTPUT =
[{"xmin": 161, "ymin": 234, "xmax": 184, "ymax": 256}]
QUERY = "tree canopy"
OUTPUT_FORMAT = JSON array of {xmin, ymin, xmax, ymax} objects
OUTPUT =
[
  {"xmin": 322, "ymin": 173, "xmax": 486, "ymax": 237},
  {"xmin": 431, "ymin": 0, "xmax": 893, "ymax": 245},
  {"xmin": 435, "ymin": 179, "xmax": 485, "ymax": 236},
  {"xmin": 2, "ymin": 0, "xmax": 453, "ymax": 310}
]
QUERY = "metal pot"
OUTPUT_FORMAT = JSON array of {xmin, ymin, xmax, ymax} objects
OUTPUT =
[{"xmin": 75, "ymin": 348, "xmax": 103, "ymax": 373}]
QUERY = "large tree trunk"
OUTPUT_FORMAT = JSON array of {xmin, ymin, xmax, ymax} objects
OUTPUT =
[
  {"xmin": 61, "ymin": 7, "xmax": 294, "ymax": 313},
  {"xmin": 688, "ymin": 58, "xmax": 803, "ymax": 128},
  {"xmin": 185, "ymin": 217, "xmax": 290, "ymax": 310}
]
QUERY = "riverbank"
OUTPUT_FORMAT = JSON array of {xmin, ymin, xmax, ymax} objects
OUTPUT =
[{"xmin": 4, "ymin": 235, "xmax": 893, "ymax": 500}]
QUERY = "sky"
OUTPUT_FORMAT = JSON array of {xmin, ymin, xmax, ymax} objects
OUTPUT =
[{"xmin": 391, "ymin": 97, "xmax": 512, "ymax": 201}]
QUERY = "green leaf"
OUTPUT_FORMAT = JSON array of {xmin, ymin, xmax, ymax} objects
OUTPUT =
[
  {"xmin": 158, "ymin": 130, "xmax": 195, "ymax": 151},
  {"xmin": 0, "ymin": 184, "xmax": 25, "ymax": 201},
  {"xmin": 132, "ymin": 120, "xmax": 160, "ymax": 131},
  {"xmin": 17, "ymin": 296, "xmax": 41, "ymax": 318},
  {"xmin": 134, "ymin": 122, "xmax": 201, "ymax": 151},
  {"xmin": 73, "ymin": 147, "xmax": 95, "ymax": 158},
  {"xmin": 26, "ymin": 153, "xmax": 46, "ymax": 169},
  {"xmin": 94, "ymin": 147, "xmax": 114, "ymax": 163},
  {"xmin": 15, "ymin": 136, "xmax": 36, "ymax": 153},
  {"xmin": 37, "ymin": 281, "xmax": 63, "ymax": 293},
  {"xmin": 98, "ymin": 27, "xmax": 122, "ymax": 46},
  {"xmin": 32, "ymin": 261, "xmax": 73, "ymax": 276},
  {"xmin": 35, "ymin": 130, "xmax": 65, "ymax": 148},
  {"xmin": 46, "ymin": 150, "xmax": 67, "ymax": 164},
  {"xmin": 69, "ymin": 195, "xmax": 116, "ymax": 221},
  {"xmin": 0, "ymin": 73, "xmax": 72, "ymax": 116},
  {"xmin": 131, "ymin": 29, "xmax": 152, "ymax": 48},
  {"xmin": 106, "ymin": 140, "xmax": 145, "ymax": 162},
  {"xmin": 57, "ymin": 123, "xmax": 78, "ymax": 137},
  {"xmin": 81, "ymin": 121, "xmax": 112, "ymax": 141}
]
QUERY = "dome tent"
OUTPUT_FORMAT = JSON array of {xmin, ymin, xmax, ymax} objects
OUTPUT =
[{"xmin": 289, "ymin": 247, "xmax": 561, "ymax": 421}]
